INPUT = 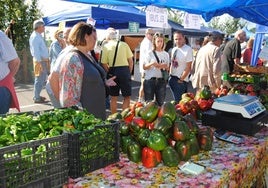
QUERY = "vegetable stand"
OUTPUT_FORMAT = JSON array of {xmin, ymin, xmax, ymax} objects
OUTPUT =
[{"xmin": 67, "ymin": 126, "xmax": 268, "ymax": 188}]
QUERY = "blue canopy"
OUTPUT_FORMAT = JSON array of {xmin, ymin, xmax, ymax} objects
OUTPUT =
[
  {"xmin": 63, "ymin": 0, "xmax": 268, "ymax": 27},
  {"xmin": 43, "ymin": 4, "xmax": 211, "ymax": 36},
  {"xmin": 43, "ymin": 5, "xmax": 148, "ymax": 29},
  {"xmin": 251, "ymin": 25, "xmax": 268, "ymax": 66}
]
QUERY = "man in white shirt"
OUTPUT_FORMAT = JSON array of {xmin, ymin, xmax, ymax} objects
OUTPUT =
[
  {"xmin": 169, "ymin": 31, "xmax": 193, "ymax": 102},
  {"xmin": 138, "ymin": 28, "xmax": 154, "ymax": 102}
]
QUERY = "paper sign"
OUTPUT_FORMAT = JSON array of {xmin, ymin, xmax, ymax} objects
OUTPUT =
[
  {"xmin": 87, "ymin": 17, "xmax": 96, "ymax": 26},
  {"xmin": 146, "ymin": 5, "xmax": 168, "ymax": 28},
  {"xmin": 58, "ymin": 21, "xmax": 66, "ymax": 31},
  {"xmin": 183, "ymin": 13, "xmax": 201, "ymax": 29},
  {"xmin": 129, "ymin": 22, "xmax": 139, "ymax": 33},
  {"xmin": 258, "ymin": 46, "xmax": 268, "ymax": 60}
]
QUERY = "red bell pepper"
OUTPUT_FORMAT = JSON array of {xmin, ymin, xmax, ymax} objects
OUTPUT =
[
  {"xmin": 132, "ymin": 116, "xmax": 146, "ymax": 129},
  {"xmin": 142, "ymin": 147, "xmax": 161, "ymax": 168}
]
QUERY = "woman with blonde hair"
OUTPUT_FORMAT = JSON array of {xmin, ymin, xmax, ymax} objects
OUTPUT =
[{"xmin": 143, "ymin": 32, "xmax": 170, "ymax": 106}]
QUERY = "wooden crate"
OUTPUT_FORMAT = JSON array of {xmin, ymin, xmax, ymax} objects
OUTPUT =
[{"xmin": 234, "ymin": 64, "xmax": 268, "ymax": 74}]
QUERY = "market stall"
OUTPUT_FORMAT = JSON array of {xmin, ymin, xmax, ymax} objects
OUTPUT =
[{"xmin": 68, "ymin": 125, "xmax": 268, "ymax": 188}]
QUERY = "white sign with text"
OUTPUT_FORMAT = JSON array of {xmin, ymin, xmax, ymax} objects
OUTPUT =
[
  {"xmin": 183, "ymin": 13, "xmax": 201, "ymax": 29},
  {"xmin": 146, "ymin": 6, "xmax": 168, "ymax": 28}
]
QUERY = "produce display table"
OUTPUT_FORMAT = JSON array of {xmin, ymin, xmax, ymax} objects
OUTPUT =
[{"xmin": 68, "ymin": 127, "xmax": 268, "ymax": 188}]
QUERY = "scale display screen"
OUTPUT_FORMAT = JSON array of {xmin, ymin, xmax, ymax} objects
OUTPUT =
[{"xmin": 245, "ymin": 102, "xmax": 262, "ymax": 116}]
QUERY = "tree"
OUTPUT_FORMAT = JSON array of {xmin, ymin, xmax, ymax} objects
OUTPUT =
[
  {"xmin": 208, "ymin": 14, "xmax": 247, "ymax": 36},
  {"xmin": 0, "ymin": 0, "xmax": 42, "ymax": 83}
]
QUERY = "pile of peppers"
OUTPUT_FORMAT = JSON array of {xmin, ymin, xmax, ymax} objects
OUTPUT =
[
  {"xmin": 114, "ymin": 101, "xmax": 214, "ymax": 168},
  {"xmin": 0, "ymin": 108, "xmax": 106, "ymax": 147}
]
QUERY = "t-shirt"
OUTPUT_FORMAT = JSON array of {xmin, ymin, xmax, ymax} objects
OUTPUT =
[
  {"xmin": 144, "ymin": 50, "xmax": 170, "ymax": 80},
  {"xmin": 222, "ymin": 38, "xmax": 241, "ymax": 73},
  {"xmin": 169, "ymin": 44, "xmax": 193, "ymax": 82},
  {"xmin": 101, "ymin": 40, "xmax": 133, "ymax": 67}
]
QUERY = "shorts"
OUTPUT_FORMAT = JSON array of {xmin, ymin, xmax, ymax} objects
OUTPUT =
[{"xmin": 109, "ymin": 66, "xmax": 132, "ymax": 97}]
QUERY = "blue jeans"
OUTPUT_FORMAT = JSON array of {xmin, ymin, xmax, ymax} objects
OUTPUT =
[
  {"xmin": 0, "ymin": 87, "xmax": 11, "ymax": 114},
  {"xmin": 34, "ymin": 62, "xmax": 48, "ymax": 100},
  {"xmin": 168, "ymin": 76, "xmax": 188, "ymax": 102},
  {"xmin": 144, "ymin": 78, "xmax": 166, "ymax": 106}
]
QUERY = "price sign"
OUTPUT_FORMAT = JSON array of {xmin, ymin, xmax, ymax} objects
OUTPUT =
[
  {"xmin": 146, "ymin": 5, "xmax": 168, "ymax": 28},
  {"xmin": 129, "ymin": 22, "xmax": 139, "ymax": 33}
]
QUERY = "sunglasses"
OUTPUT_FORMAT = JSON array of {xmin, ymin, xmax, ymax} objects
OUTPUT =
[
  {"xmin": 154, "ymin": 32, "xmax": 164, "ymax": 37},
  {"xmin": 147, "ymin": 33, "xmax": 154, "ymax": 36}
]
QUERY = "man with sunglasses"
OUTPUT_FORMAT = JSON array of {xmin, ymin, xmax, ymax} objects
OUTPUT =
[{"xmin": 138, "ymin": 28, "xmax": 154, "ymax": 102}]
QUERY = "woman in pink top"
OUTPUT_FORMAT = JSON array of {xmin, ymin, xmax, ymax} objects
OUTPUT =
[{"xmin": 242, "ymin": 38, "xmax": 263, "ymax": 66}]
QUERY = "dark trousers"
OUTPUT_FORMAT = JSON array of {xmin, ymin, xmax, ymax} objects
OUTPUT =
[
  {"xmin": 0, "ymin": 87, "xmax": 11, "ymax": 114},
  {"xmin": 144, "ymin": 78, "xmax": 167, "ymax": 106},
  {"xmin": 168, "ymin": 76, "xmax": 188, "ymax": 102}
]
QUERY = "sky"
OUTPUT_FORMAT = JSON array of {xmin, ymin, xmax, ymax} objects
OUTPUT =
[
  {"xmin": 38, "ymin": 0, "xmax": 82, "ymax": 16},
  {"xmin": 38, "ymin": 0, "xmax": 108, "ymax": 40}
]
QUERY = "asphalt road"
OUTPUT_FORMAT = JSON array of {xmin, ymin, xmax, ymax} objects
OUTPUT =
[{"xmin": 10, "ymin": 79, "xmax": 175, "ymax": 115}]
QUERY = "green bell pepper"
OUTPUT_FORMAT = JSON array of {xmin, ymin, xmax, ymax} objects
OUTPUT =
[
  {"xmin": 139, "ymin": 101, "xmax": 159, "ymax": 123},
  {"xmin": 147, "ymin": 130, "xmax": 167, "ymax": 151},
  {"xmin": 127, "ymin": 141, "xmax": 142, "ymax": 163},
  {"xmin": 138, "ymin": 129, "xmax": 151, "ymax": 146},
  {"xmin": 154, "ymin": 117, "xmax": 173, "ymax": 136},
  {"xmin": 175, "ymin": 141, "xmax": 191, "ymax": 161},
  {"xmin": 161, "ymin": 146, "xmax": 180, "ymax": 167},
  {"xmin": 119, "ymin": 122, "xmax": 129, "ymax": 136},
  {"xmin": 121, "ymin": 135, "xmax": 134, "ymax": 153},
  {"xmin": 173, "ymin": 119, "xmax": 190, "ymax": 141}
]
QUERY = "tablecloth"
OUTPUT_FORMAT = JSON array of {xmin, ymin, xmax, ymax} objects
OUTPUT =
[{"xmin": 68, "ymin": 126, "xmax": 268, "ymax": 188}]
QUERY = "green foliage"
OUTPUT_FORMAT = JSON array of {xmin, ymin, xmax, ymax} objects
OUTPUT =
[
  {"xmin": 167, "ymin": 8, "xmax": 184, "ymax": 24},
  {"xmin": 0, "ymin": 0, "xmax": 42, "ymax": 83},
  {"xmin": 208, "ymin": 15, "xmax": 247, "ymax": 36},
  {"xmin": 0, "ymin": 0, "xmax": 41, "ymax": 51}
]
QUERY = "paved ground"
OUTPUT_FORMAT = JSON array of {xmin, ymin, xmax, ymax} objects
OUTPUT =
[{"xmin": 10, "ymin": 79, "xmax": 175, "ymax": 115}]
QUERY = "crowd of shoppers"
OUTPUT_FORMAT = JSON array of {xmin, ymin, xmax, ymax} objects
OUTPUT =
[{"xmin": 2, "ymin": 16, "xmax": 253, "ymax": 117}]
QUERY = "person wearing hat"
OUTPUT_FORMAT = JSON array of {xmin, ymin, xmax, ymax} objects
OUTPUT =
[
  {"xmin": 29, "ymin": 19, "xmax": 49, "ymax": 103},
  {"xmin": 49, "ymin": 29, "xmax": 66, "ymax": 73},
  {"xmin": 191, "ymin": 31, "xmax": 223, "ymax": 92}
]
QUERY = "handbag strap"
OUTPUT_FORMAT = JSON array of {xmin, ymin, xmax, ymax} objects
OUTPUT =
[
  {"xmin": 172, "ymin": 49, "xmax": 178, "ymax": 60},
  {"xmin": 111, "ymin": 41, "xmax": 120, "ymax": 67},
  {"xmin": 72, "ymin": 49, "xmax": 106, "ymax": 82},
  {"xmin": 152, "ymin": 50, "xmax": 160, "ymax": 63}
]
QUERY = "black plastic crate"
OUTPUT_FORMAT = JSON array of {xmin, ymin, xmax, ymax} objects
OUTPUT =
[
  {"xmin": 0, "ymin": 135, "xmax": 68, "ymax": 188},
  {"xmin": 67, "ymin": 122, "xmax": 120, "ymax": 178}
]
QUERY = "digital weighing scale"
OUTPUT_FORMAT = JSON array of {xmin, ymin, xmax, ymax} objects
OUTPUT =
[
  {"xmin": 202, "ymin": 94, "xmax": 268, "ymax": 136},
  {"xmin": 211, "ymin": 94, "xmax": 266, "ymax": 119}
]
